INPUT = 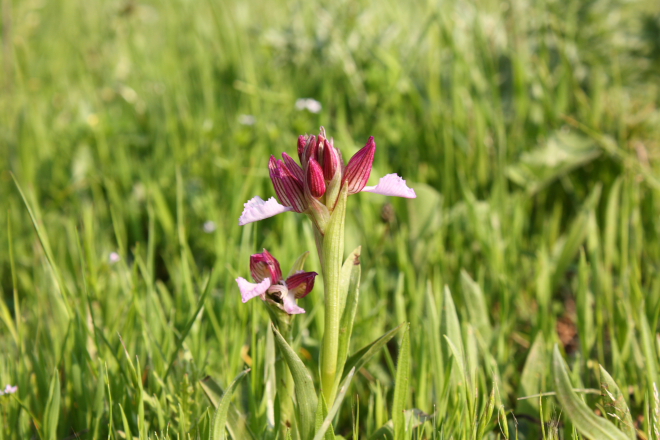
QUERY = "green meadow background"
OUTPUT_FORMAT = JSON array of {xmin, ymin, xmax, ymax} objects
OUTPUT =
[{"xmin": 2, "ymin": 0, "xmax": 660, "ymax": 438}]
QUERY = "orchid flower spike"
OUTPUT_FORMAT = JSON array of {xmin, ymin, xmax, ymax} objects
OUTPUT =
[
  {"xmin": 238, "ymin": 127, "xmax": 416, "ymax": 225},
  {"xmin": 235, "ymin": 249, "xmax": 317, "ymax": 315}
]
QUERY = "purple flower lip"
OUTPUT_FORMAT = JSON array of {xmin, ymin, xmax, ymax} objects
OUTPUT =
[{"xmin": 236, "ymin": 249, "xmax": 317, "ymax": 315}]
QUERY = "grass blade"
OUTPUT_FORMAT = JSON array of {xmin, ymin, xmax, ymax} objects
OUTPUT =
[
  {"xmin": 272, "ymin": 324, "xmax": 318, "ymax": 440},
  {"xmin": 209, "ymin": 369, "xmax": 251, "ymax": 440},
  {"xmin": 43, "ymin": 369, "xmax": 61, "ymax": 440},
  {"xmin": 393, "ymin": 324, "xmax": 411, "ymax": 440},
  {"xmin": 313, "ymin": 367, "xmax": 356, "ymax": 440},
  {"xmin": 341, "ymin": 323, "xmax": 406, "ymax": 382},
  {"xmin": 552, "ymin": 345, "xmax": 628, "ymax": 440},
  {"xmin": 599, "ymin": 365, "xmax": 635, "ymax": 440}
]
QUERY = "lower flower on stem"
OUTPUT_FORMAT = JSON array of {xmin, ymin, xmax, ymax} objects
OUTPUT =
[{"xmin": 236, "ymin": 249, "xmax": 317, "ymax": 315}]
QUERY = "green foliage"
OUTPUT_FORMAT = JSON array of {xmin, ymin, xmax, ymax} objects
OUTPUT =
[
  {"xmin": 1, "ymin": 0, "xmax": 660, "ymax": 437},
  {"xmin": 552, "ymin": 346, "xmax": 628, "ymax": 440},
  {"xmin": 209, "ymin": 369, "xmax": 250, "ymax": 440}
]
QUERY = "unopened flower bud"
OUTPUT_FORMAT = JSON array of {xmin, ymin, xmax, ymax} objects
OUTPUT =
[
  {"xmin": 306, "ymin": 157, "xmax": 326, "ymax": 198},
  {"xmin": 282, "ymin": 152, "xmax": 304, "ymax": 182},
  {"xmin": 269, "ymin": 156, "xmax": 307, "ymax": 212},
  {"xmin": 297, "ymin": 135, "xmax": 307, "ymax": 161},
  {"xmin": 343, "ymin": 136, "xmax": 376, "ymax": 194},
  {"xmin": 322, "ymin": 139, "xmax": 342, "ymax": 181}
]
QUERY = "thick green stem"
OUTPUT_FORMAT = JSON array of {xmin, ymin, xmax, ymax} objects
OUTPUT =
[{"xmin": 319, "ymin": 186, "xmax": 347, "ymax": 403}]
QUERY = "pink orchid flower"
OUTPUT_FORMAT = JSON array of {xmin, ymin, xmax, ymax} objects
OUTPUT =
[
  {"xmin": 238, "ymin": 128, "xmax": 416, "ymax": 225},
  {"xmin": 235, "ymin": 249, "xmax": 317, "ymax": 315}
]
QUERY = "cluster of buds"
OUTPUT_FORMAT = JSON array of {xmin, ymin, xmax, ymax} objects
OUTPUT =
[
  {"xmin": 239, "ymin": 127, "xmax": 416, "ymax": 233},
  {"xmin": 236, "ymin": 249, "xmax": 317, "ymax": 315}
]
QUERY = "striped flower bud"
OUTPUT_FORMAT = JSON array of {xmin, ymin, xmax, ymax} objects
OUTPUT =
[
  {"xmin": 322, "ymin": 138, "xmax": 342, "ymax": 181},
  {"xmin": 269, "ymin": 156, "xmax": 307, "ymax": 212},
  {"xmin": 306, "ymin": 157, "xmax": 326, "ymax": 198},
  {"xmin": 343, "ymin": 136, "xmax": 376, "ymax": 194}
]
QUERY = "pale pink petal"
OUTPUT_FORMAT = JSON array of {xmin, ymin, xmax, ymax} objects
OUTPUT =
[
  {"xmin": 238, "ymin": 196, "xmax": 293, "ymax": 225},
  {"xmin": 281, "ymin": 290, "xmax": 306, "ymax": 314},
  {"xmin": 2, "ymin": 384, "xmax": 17, "ymax": 395},
  {"xmin": 362, "ymin": 174, "xmax": 416, "ymax": 198},
  {"xmin": 236, "ymin": 277, "xmax": 271, "ymax": 303}
]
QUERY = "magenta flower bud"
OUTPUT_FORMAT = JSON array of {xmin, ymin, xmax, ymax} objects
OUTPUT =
[
  {"xmin": 300, "ymin": 135, "xmax": 316, "ymax": 163},
  {"xmin": 306, "ymin": 157, "xmax": 326, "ymax": 198},
  {"xmin": 297, "ymin": 135, "xmax": 307, "ymax": 160},
  {"xmin": 282, "ymin": 152, "xmax": 304, "ymax": 182},
  {"xmin": 269, "ymin": 156, "xmax": 307, "ymax": 213},
  {"xmin": 286, "ymin": 271, "xmax": 318, "ymax": 298},
  {"xmin": 250, "ymin": 249, "xmax": 282, "ymax": 284},
  {"xmin": 343, "ymin": 136, "xmax": 376, "ymax": 194},
  {"xmin": 316, "ymin": 135, "xmax": 326, "ymax": 166},
  {"xmin": 303, "ymin": 136, "xmax": 321, "ymax": 165},
  {"xmin": 322, "ymin": 139, "xmax": 342, "ymax": 181}
]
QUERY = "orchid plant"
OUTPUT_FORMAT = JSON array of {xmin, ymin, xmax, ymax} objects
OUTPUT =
[{"xmin": 235, "ymin": 127, "xmax": 416, "ymax": 439}]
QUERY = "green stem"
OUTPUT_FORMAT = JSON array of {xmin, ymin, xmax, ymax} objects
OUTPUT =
[{"xmin": 319, "ymin": 186, "xmax": 347, "ymax": 403}]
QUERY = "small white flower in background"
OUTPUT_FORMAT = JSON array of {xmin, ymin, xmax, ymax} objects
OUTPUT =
[
  {"xmin": 109, "ymin": 252, "xmax": 121, "ymax": 264},
  {"xmin": 0, "ymin": 384, "xmax": 17, "ymax": 395},
  {"xmin": 295, "ymin": 98, "xmax": 322, "ymax": 114},
  {"xmin": 203, "ymin": 221, "xmax": 217, "ymax": 233},
  {"xmin": 238, "ymin": 114, "xmax": 256, "ymax": 125}
]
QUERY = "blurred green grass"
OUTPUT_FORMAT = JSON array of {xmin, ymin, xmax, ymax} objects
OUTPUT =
[{"xmin": 1, "ymin": 0, "xmax": 660, "ymax": 438}]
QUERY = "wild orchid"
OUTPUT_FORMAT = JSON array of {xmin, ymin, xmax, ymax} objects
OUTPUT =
[
  {"xmin": 236, "ymin": 128, "xmax": 416, "ymax": 438},
  {"xmin": 238, "ymin": 127, "xmax": 416, "ymax": 230},
  {"xmin": 236, "ymin": 249, "xmax": 317, "ymax": 315}
]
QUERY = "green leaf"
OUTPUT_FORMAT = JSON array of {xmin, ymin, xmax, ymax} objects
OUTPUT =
[
  {"xmin": 369, "ymin": 410, "xmax": 431, "ymax": 440},
  {"xmin": 314, "ymin": 392, "xmax": 333, "ymax": 440},
  {"xmin": 335, "ymin": 246, "xmax": 361, "ymax": 391},
  {"xmin": 576, "ymin": 250, "xmax": 595, "ymax": 357},
  {"xmin": 551, "ymin": 184, "xmax": 600, "ymax": 291},
  {"xmin": 338, "ymin": 246, "xmax": 361, "ymax": 316},
  {"xmin": 164, "ymin": 271, "xmax": 213, "ymax": 380},
  {"xmin": 209, "ymin": 368, "xmax": 251, "ymax": 440},
  {"xmin": 517, "ymin": 333, "xmax": 546, "ymax": 412},
  {"xmin": 599, "ymin": 365, "xmax": 635, "ymax": 440},
  {"xmin": 118, "ymin": 404, "xmax": 132, "ymax": 440},
  {"xmin": 201, "ymin": 376, "xmax": 255, "ymax": 440},
  {"xmin": 442, "ymin": 286, "xmax": 467, "ymax": 387},
  {"xmin": 43, "ymin": 369, "xmax": 61, "ymax": 440},
  {"xmin": 505, "ymin": 131, "xmax": 601, "ymax": 195},
  {"xmin": 287, "ymin": 251, "xmax": 310, "ymax": 278},
  {"xmin": 341, "ymin": 323, "xmax": 406, "ymax": 382},
  {"xmin": 272, "ymin": 324, "xmax": 318, "ymax": 440},
  {"xmin": 460, "ymin": 270, "xmax": 491, "ymax": 339},
  {"xmin": 393, "ymin": 324, "xmax": 411, "ymax": 440},
  {"xmin": 313, "ymin": 368, "xmax": 356, "ymax": 440},
  {"xmin": 552, "ymin": 345, "xmax": 628, "ymax": 440},
  {"xmin": 12, "ymin": 174, "xmax": 72, "ymax": 318},
  {"xmin": 638, "ymin": 307, "xmax": 659, "ymax": 388}
]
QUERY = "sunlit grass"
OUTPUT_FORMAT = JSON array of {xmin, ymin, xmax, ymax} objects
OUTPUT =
[{"xmin": 1, "ymin": 0, "xmax": 660, "ymax": 438}]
